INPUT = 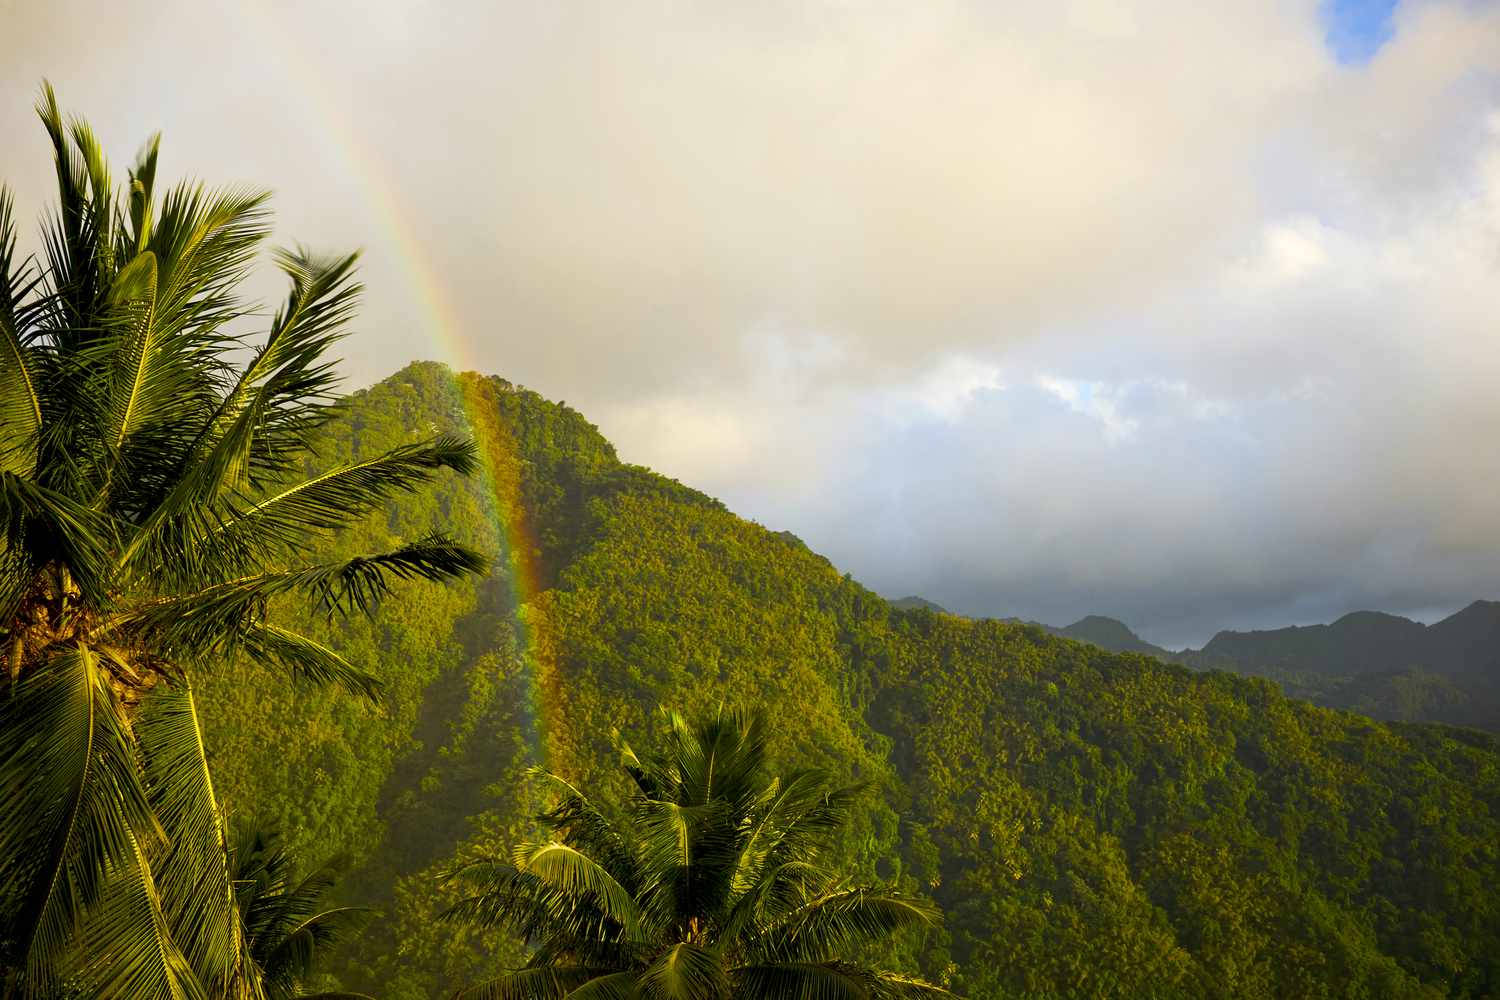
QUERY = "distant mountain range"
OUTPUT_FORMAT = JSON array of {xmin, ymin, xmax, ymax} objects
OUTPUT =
[{"xmin": 891, "ymin": 598, "xmax": 1500, "ymax": 730}]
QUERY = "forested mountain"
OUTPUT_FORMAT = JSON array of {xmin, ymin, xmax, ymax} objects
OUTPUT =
[
  {"xmin": 1174, "ymin": 605, "xmax": 1500, "ymax": 731},
  {"xmin": 933, "ymin": 605, "xmax": 1500, "ymax": 732},
  {"xmin": 1055, "ymin": 615, "xmax": 1172, "ymax": 658},
  {"xmin": 1182, "ymin": 604, "xmax": 1500, "ymax": 679},
  {"xmin": 199, "ymin": 362, "xmax": 1500, "ymax": 999}
]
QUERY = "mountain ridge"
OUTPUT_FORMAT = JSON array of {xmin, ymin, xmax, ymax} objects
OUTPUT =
[
  {"xmin": 892, "ymin": 597, "xmax": 1500, "ymax": 729},
  {"xmin": 198, "ymin": 363, "xmax": 1500, "ymax": 998}
]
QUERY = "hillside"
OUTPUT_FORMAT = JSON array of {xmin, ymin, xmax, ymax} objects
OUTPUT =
[
  {"xmin": 1177, "ymin": 606, "xmax": 1500, "ymax": 730},
  {"xmin": 949, "ymin": 606, "xmax": 1500, "ymax": 732},
  {"xmin": 199, "ymin": 363, "xmax": 1500, "ymax": 999},
  {"xmin": 1055, "ymin": 615, "xmax": 1173, "ymax": 657}
]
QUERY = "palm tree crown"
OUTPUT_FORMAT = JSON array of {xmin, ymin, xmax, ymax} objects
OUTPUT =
[
  {"xmin": 228, "ymin": 825, "xmax": 373, "ymax": 1000},
  {"xmin": 0, "ymin": 87, "xmax": 485, "ymax": 997},
  {"xmin": 444, "ymin": 706, "xmax": 951, "ymax": 1000}
]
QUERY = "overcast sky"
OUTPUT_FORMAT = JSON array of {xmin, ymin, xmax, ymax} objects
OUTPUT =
[{"xmin": 4, "ymin": 0, "xmax": 1500, "ymax": 647}]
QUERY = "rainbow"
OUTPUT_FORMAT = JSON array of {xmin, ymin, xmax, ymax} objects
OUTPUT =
[{"xmin": 232, "ymin": 4, "xmax": 563, "ymax": 764}]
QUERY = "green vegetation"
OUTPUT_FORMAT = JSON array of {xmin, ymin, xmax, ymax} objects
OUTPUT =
[
  {"xmin": 989, "ymin": 611, "xmax": 1500, "ymax": 732},
  {"xmin": 186, "ymin": 361, "xmax": 1500, "ymax": 999},
  {"xmin": 443, "ymin": 706, "xmax": 947, "ymax": 999},
  {"xmin": 5, "ymin": 94, "xmax": 1500, "ymax": 1000},
  {"xmin": 0, "ymin": 93, "xmax": 483, "ymax": 997},
  {"xmin": 229, "ymin": 825, "xmax": 373, "ymax": 1000},
  {"xmin": 1176, "ymin": 607, "xmax": 1500, "ymax": 731}
]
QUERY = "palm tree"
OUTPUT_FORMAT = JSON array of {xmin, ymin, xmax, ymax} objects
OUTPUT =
[
  {"xmin": 0, "ymin": 86, "xmax": 485, "ymax": 997},
  {"xmin": 228, "ymin": 825, "xmax": 373, "ymax": 1000},
  {"xmin": 443, "ymin": 706, "xmax": 951, "ymax": 999}
]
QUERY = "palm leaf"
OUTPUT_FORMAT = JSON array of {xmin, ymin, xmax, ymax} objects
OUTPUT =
[
  {"xmin": 111, "ymin": 535, "xmax": 487, "ymax": 659},
  {"xmin": 733, "ymin": 964, "xmax": 950, "ymax": 1000},
  {"xmin": 440, "ymin": 861, "xmax": 618, "ymax": 947},
  {"xmin": 453, "ymin": 966, "xmax": 607, "ymax": 1000},
  {"xmin": 0, "ymin": 644, "xmax": 161, "ymax": 995},
  {"xmin": 0, "ymin": 470, "xmax": 113, "ymax": 605},
  {"xmin": 636, "ymin": 942, "xmax": 726, "ymax": 1000},
  {"xmin": 136, "ymin": 679, "xmax": 254, "ymax": 996},
  {"xmin": 238, "ymin": 622, "xmax": 382, "ymax": 701},
  {"xmin": 513, "ymin": 842, "xmax": 644, "ymax": 933},
  {"xmin": 532, "ymin": 768, "xmax": 638, "ymax": 889},
  {"xmin": 0, "ymin": 189, "xmax": 43, "ymax": 477},
  {"xmin": 563, "ymin": 972, "xmax": 638, "ymax": 999},
  {"xmin": 69, "ymin": 824, "xmax": 207, "ymax": 1000},
  {"xmin": 746, "ymin": 890, "xmax": 941, "ymax": 965},
  {"xmin": 207, "ymin": 436, "xmax": 479, "ymax": 551}
]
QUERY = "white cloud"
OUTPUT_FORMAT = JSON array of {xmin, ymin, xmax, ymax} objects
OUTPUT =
[{"xmin": 4, "ymin": 0, "xmax": 1500, "ymax": 643}]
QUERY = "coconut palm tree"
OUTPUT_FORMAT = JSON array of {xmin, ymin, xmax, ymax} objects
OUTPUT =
[
  {"xmin": 443, "ymin": 706, "xmax": 951, "ymax": 999},
  {"xmin": 0, "ymin": 86, "xmax": 485, "ymax": 998},
  {"xmin": 228, "ymin": 825, "xmax": 373, "ymax": 1000}
]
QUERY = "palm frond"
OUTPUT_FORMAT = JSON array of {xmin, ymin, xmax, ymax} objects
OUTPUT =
[
  {"xmin": 36, "ymin": 83, "xmax": 108, "ymax": 341},
  {"xmin": 112, "ymin": 536, "xmax": 487, "ymax": 659},
  {"xmin": 211, "ymin": 437, "xmax": 478, "ymax": 553},
  {"xmin": 440, "ymin": 861, "xmax": 618, "ymax": 947},
  {"xmin": 633, "ymin": 799, "xmax": 735, "ymax": 930},
  {"xmin": 718, "ymin": 861, "xmax": 829, "ymax": 947},
  {"xmin": 732, "ymin": 962, "xmax": 871, "ymax": 1000},
  {"xmin": 136, "ymin": 680, "xmax": 252, "ymax": 995},
  {"xmin": 0, "ymin": 188, "xmax": 44, "ymax": 477},
  {"xmin": 238, "ymin": 622, "xmax": 382, "ymax": 701},
  {"xmin": 513, "ymin": 841, "xmax": 643, "ymax": 933},
  {"xmin": 756, "ymin": 782, "xmax": 867, "ymax": 874},
  {"xmin": 746, "ymin": 889, "xmax": 941, "ymax": 965},
  {"xmin": 531, "ymin": 768, "xmax": 638, "ymax": 889},
  {"xmin": 0, "ymin": 470, "xmax": 113, "ymax": 604},
  {"xmin": 296, "ymin": 534, "xmax": 489, "ymax": 617},
  {"xmin": 122, "ymin": 132, "xmax": 161, "ymax": 256},
  {"xmin": 731, "ymin": 770, "xmax": 839, "ymax": 895},
  {"xmin": 229, "ymin": 823, "xmax": 366, "ymax": 1000},
  {"xmin": 562, "ymin": 972, "xmax": 638, "ymax": 999},
  {"xmin": 70, "ymin": 824, "xmax": 207, "ymax": 1000},
  {"xmin": 453, "ymin": 965, "xmax": 608, "ymax": 1000},
  {"xmin": 0, "ymin": 645, "xmax": 161, "ymax": 994},
  {"xmin": 128, "ymin": 437, "xmax": 480, "ymax": 587},
  {"xmin": 733, "ymin": 964, "xmax": 951, "ymax": 1000},
  {"xmin": 636, "ymin": 942, "xmax": 726, "ymax": 1000},
  {"xmin": 256, "ymin": 905, "xmax": 369, "ymax": 999}
]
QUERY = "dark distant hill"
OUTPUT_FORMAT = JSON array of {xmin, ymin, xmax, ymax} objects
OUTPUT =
[
  {"xmin": 1425, "ymin": 600, "xmax": 1500, "ymax": 675},
  {"xmin": 1007, "ymin": 603, "xmax": 1500, "ymax": 731},
  {"xmin": 1054, "ymin": 614, "xmax": 1172, "ymax": 657},
  {"xmin": 1171, "ymin": 603, "xmax": 1500, "ymax": 732},
  {"xmin": 884, "ymin": 601, "xmax": 1500, "ymax": 730},
  {"xmin": 890, "ymin": 594, "xmax": 949, "ymax": 613},
  {"xmin": 1184, "ymin": 602, "xmax": 1500, "ymax": 678}
]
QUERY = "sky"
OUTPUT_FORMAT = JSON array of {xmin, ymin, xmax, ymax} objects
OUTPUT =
[{"xmin": 3, "ymin": 0, "xmax": 1499, "ymax": 647}]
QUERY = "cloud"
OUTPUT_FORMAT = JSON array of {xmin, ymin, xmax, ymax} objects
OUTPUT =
[{"xmin": 3, "ymin": 0, "xmax": 1500, "ymax": 645}]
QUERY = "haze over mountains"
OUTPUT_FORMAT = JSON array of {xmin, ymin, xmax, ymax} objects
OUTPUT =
[{"xmin": 895, "ymin": 599, "xmax": 1500, "ymax": 730}]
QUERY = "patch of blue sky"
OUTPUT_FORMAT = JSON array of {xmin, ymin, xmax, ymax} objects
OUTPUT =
[{"xmin": 1322, "ymin": 0, "xmax": 1399, "ymax": 64}]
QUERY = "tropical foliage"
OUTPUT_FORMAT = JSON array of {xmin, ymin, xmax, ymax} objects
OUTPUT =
[
  {"xmin": 229, "ymin": 825, "xmax": 373, "ymax": 1000},
  {"xmin": 443, "ymin": 706, "xmax": 947, "ymax": 999},
  {"xmin": 0, "ymin": 91, "xmax": 483, "ymax": 997},
  {"xmin": 194, "ymin": 364, "xmax": 1500, "ymax": 1000},
  {"xmin": 6, "ymin": 87, "xmax": 1500, "ymax": 1000}
]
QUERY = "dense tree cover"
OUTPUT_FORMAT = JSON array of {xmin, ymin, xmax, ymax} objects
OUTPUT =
[
  {"xmin": 443, "ymin": 706, "xmax": 947, "ymax": 999},
  {"xmin": 987, "ymin": 611, "xmax": 1500, "ymax": 732},
  {"xmin": 196, "ymin": 361, "xmax": 1500, "ymax": 999},
  {"xmin": 1171, "ymin": 605, "xmax": 1500, "ymax": 731},
  {"xmin": 0, "ymin": 96, "xmax": 483, "ymax": 998}
]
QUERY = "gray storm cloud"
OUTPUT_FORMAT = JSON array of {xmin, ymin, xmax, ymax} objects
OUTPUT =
[{"xmin": 3, "ymin": 0, "xmax": 1499, "ymax": 645}]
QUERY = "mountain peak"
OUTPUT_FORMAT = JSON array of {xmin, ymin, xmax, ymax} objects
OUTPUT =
[
  {"xmin": 890, "ymin": 595, "xmax": 949, "ymax": 614},
  {"xmin": 1056, "ymin": 615, "xmax": 1166, "ymax": 656}
]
